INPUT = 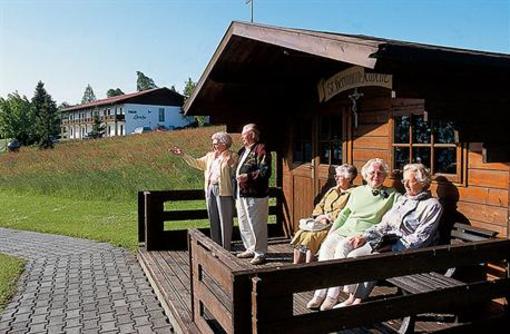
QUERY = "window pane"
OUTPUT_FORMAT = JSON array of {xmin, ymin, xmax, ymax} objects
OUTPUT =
[
  {"xmin": 412, "ymin": 115, "xmax": 431, "ymax": 144},
  {"xmin": 394, "ymin": 115, "xmax": 410, "ymax": 143},
  {"xmin": 412, "ymin": 147, "xmax": 431, "ymax": 168},
  {"xmin": 319, "ymin": 142, "xmax": 330, "ymax": 164},
  {"xmin": 435, "ymin": 147, "xmax": 457, "ymax": 174},
  {"xmin": 331, "ymin": 142, "xmax": 342, "ymax": 165},
  {"xmin": 304, "ymin": 142, "xmax": 312, "ymax": 162},
  {"xmin": 331, "ymin": 116, "xmax": 342, "ymax": 141},
  {"xmin": 294, "ymin": 144, "xmax": 304, "ymax": 162},
  {"xmin": 319, "ymin": 117, "xmax": 330, "ymax": 140},
  {"xmin": 394, "ymin": 147, "xmax": 409, "ymax": 171},
  {"xmin": 293, "ymin": 121, "xmax": 312, "ymax": 163},
  {"xmin": 434, "ymin": 120, "xmax": 456, "ymax": 144}
]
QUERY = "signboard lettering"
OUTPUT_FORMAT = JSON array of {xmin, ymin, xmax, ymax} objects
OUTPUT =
[{"xmin": 318, "ymin": 66, "xmax": 392, "ymax": 102}]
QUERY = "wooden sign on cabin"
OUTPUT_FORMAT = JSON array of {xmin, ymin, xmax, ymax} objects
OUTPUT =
[{"xmin": 317, "ymin": 66, "xmax": 393, "ymax": 102}]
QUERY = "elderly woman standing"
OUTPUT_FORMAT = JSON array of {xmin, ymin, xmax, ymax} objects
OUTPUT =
[
  {"xmin": 291, "ymin": 164, "xmax": 357, "ymax": 264},
  {"xmin": 335, "ymin": 163, "xmax": 443, "ymax": 308},
  {"xmin": 307, "ymin": 158, "xmax": 400, "ymax": 311},
  {"xmin": 170, "ymin": 132, "xmax": 237, "ymax": 250}
]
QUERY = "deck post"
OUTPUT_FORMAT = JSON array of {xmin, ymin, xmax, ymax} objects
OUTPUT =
[
  {"xmin": 137, "ymin": 191, "xmax": 145, "ymax": 246},
  {"xmin": 251, "ymin": 275, "xmax": 293, "ymax": 334},
  {"xmin": 144, "ymin": 191, "xmax": 165, "ymax": 251}
]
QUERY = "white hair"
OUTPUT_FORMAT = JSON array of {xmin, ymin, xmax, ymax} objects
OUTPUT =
[
  {"xmin": 403, "ymin": 163, "xmax": 432, "ymax": 189},
  {"xmin": 242, "ymin": 123, "xmax": 260, "ymax": 141},
  {"xmin": 361, "ymin": 158, "xmax": 389, "ymax": 181},
  {"xmin": 211, "ymin": 132, "xmax": 232, "ymax": 148},
  {"xmin": 335, "ymin": 164, "xmax": 358, "ymax": 183}
]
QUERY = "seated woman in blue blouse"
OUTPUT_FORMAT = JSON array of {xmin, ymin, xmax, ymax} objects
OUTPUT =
[{"xmin": 335, "ymin": 163, "xmax": 443, "ymax": 308}]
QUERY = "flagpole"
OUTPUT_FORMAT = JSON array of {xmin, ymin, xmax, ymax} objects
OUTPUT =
[{"xmin": 246, "ymin": 0, "xmax": 254, "ymax": 23}]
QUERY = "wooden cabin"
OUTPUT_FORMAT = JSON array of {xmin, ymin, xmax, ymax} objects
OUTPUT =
[
  {"xmin": 138, "ymin": 22, "xmax": 510, "ymax": 334},
  {"xmin": 184, "ymin": 21, "xmax": 510, "ymax": 238}
]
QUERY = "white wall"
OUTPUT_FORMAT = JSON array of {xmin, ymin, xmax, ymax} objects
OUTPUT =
[{"xmin": 123, "ymin": 103, "xmax": 191, "ymax": 134}]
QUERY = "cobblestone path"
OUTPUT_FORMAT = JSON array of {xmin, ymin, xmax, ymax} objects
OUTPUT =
[{"xmin": 0, "ymin": 228, "xmax": 172, "ymax": 334}]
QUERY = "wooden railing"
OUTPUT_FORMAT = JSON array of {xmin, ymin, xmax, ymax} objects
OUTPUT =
[
  {"xmin": 138, "ymin": 187, "xmax": 284, "ymax": 251},
  {"xmin": 188, "ymin": 228, "xmax": 510, "ymax": 334}
]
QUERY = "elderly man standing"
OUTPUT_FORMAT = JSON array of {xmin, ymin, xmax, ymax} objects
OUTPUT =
[{"xmin": 235, "ymin": 123, "xmax": 272, "ymax": 265}]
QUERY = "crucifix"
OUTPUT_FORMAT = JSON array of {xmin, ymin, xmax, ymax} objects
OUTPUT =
[
  {"xmin": 246, "ymin": 0, "xmax": 254, "ymax": 23},
  {"xmin": 348, "ymin": 88, "xmax": 364, "ymax": 128}
]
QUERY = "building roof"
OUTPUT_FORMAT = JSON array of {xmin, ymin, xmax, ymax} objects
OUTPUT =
[
  {"xmin": 184, "ymin": 21, "xmax": 510, "ymax": 115},
  {"xmin": 63, "ymin": 87, "xmax": 184, "ymax": 112}
]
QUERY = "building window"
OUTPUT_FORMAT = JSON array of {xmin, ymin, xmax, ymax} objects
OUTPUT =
[
  {"xmin": 392, "ymin": 112, "xmax": 462, "ymax": 182},
  {"xmin": 292, "ymin": 118, "xmax": 312, "ymax": 163},
  {"xmin": 158, "ymin": 108, "xmax": 165, "ymax": 122},
  {"xmin": 319, "ymin": 115, "xmax": 343, "ymax": 165}
]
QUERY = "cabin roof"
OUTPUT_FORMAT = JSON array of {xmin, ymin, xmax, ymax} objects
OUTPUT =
[
  {"xmin": 63, "ymin": 87, "xmax": 184, "ymax": 112},
  {"xmin": 184, "ymin": 21, "xmax": 510, "ymax": 116}
]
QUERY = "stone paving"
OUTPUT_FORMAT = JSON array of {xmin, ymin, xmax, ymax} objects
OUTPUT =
[{"xmin": 0, "ymin": 228, "xmax": 173, "ymax": 334}]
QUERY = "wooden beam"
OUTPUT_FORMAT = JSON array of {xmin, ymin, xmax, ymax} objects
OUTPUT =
[{"xmin": 233, "ymin": 22, "xmax": 380, "ymax": 68}]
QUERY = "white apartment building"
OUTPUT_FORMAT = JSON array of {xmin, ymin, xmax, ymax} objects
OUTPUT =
[{"xmin": 61, "ymin": 87, "xmax": 192, "ymax": 139}]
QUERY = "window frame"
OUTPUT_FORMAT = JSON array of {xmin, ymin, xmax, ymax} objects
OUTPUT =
[
  {"xmin": 390, "ymin": 110, "xmax": 466, "ymax": 185},
  {"xmin": 158, "ymin": 108, "xmax": 165, "ymax": 122}
]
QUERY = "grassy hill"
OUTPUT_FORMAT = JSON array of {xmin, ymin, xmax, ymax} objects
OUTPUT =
[
  {"xmin": 0, "ymin": 126, "xmax": 232, "ymax": 202},
  {"xmin": 0, "ymin": 126, "xmax": 238, "ymax": 249}
]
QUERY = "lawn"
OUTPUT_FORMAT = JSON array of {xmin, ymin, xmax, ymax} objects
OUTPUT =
[
  {"xmin": 0, "ymin": 191, "xmax": 212, "ymax": 251},
  {"xmin": 0, "ymin": 126, "xmax": 277, "ymax": 250},
  {"xmin": 0, "ymin": 253, "xmax": 25, "ymax": 313}
]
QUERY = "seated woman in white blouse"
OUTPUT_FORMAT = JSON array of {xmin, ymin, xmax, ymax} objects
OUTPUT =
[{"xmin": 335, "ymin": 163, "xmax": 443, "ymax": 308}]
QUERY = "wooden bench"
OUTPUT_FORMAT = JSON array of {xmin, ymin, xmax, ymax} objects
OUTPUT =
[
  {"xmin": 189, "ymin": 228, "xmax": 510, "ymax": 334},
  {"xmin": 386, "ymin": 223, "xmax": 501, "ymax": 333}
]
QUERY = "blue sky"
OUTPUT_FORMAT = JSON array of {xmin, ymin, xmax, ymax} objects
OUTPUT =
[{"xmin": 1, "ymin": 0, "xmax": 509, "ymax": 104}]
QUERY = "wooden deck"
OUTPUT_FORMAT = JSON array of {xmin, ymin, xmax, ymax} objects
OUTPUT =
[{"xmin": 138, "ymin": 239, "xmax": 472, "ymax": 334}]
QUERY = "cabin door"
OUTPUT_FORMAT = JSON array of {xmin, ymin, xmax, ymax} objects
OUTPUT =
[{"xmin": 289, "ymin": 106, "xmax": 349, "ymax": 228}]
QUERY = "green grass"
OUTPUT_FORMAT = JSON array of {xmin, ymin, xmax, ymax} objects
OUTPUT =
[
  {"xmin": 0, "ymin": 126, "xmax": 277, "ymax": 250},
  {"xmin": 0, "ymin": 128, "xmax": 221, "ymax": 202},
  {"xmin": 0, "ymin": 191, "xmax": 217, "ymax": 251},
  {"xmin": 0, "ymin": 253, "xmax": 25, "ymax": 313}
]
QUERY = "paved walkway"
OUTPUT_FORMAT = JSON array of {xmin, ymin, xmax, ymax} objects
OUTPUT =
[{"xmin": 0, "ymin": 228, "xmax": 173, "ymax": 334}]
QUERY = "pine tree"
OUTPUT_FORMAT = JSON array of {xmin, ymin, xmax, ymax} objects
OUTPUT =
[
  {"xmin": 183, "ymin": 77, "xmax": 197, "ymax": 100},
  {"xmin": 183, "ymin": 77, "xmax": 206, "ymax": 126},
  {"xmin": 136, "ymin": 71, "xmax": 157, "ymax": 91},
  {"xmin": 32, "ymin": 81, "xmax": 59, "ymax": 149},
  {"xmin": 81, "ymin": 84, "xmax": 97, "ymax": 104}
]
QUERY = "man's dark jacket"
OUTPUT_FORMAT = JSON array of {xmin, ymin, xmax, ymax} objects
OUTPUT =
[{"xmin": 237, "ymin": 143, "xmax": 271, "ymax": 198}]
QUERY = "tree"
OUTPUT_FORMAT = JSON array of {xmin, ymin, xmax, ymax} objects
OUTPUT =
[
  {"xmin": 88, "ymin": 114, "xmax": 105, "ymax": 139},
  {"xmin": 0, "ymin": 92, "xmax": 36, "ymax": 145},
  {"xmin": 183, "ymin": 77, "xmax": 207, "ymax": 126},
  {"xmin": 183, "ymin": 77, "xmax": 197, "ymax": 100},
  {"xmin": 106, "ymin": 88, "xmax": 124, "ymax": 98},
  {"xmin": 136, "ymin": 71, "xmax": 157, "ymax": 91},
  {"xmin": 58, "ymin": 101, "xmax": 72, "ymax": 110},
  {"xmin": 81, "ymin": 84, "xmax": 96, "ymax": 104},
  {"xmin": 32, "ymin": 81, "xmax": 59, "ymax": 149}
]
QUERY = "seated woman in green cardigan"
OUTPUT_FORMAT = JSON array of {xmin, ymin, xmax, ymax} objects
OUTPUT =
[
  {"xmin": 306, "ymin": 158, "xmax": 400, "ymax": 311},
  {"xmin": 290, "ymin": 164, "xmax": 357, "ymax": 264}
]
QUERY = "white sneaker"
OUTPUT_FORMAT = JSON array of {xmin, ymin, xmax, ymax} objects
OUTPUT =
[
  {"xmin": 237, "ymin": 250, "xmax": 255, "ymax": 258},
  {"xmin": 250, "ymin": 255, "xmax": 266, "ymax": 265}
]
